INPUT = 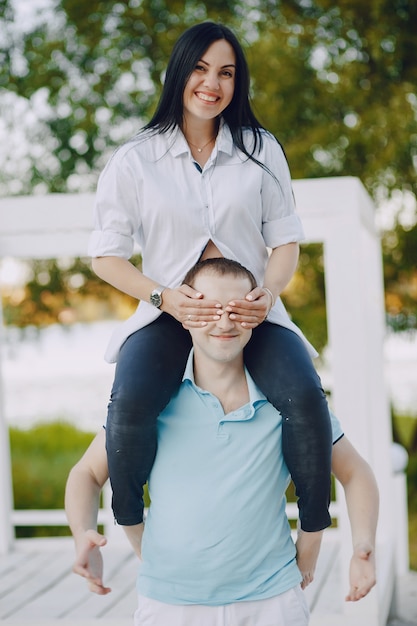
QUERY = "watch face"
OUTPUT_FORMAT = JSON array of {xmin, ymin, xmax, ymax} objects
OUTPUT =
[{"xmin": 150, "ymin": 290, "xmax": 162, "ymax": 308}]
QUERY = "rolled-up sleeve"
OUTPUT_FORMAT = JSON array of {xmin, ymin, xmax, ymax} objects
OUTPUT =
[
  {"xmin": 263, "ymin": 213, "xmax": 305, "ymax": 248},
  {"xmin": 88, "ymin": 148, "xmax": 141, "ymax": 259},
  {"xmin": 330, "ymin": 411, "xmax": 344, "ymax": 444},
  {"xmin": 260, "ymin": 134, "xmax": 305, "ymax": 249}
]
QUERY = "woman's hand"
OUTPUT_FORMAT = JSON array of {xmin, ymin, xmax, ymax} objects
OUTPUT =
[
  {"xmin": 161, "ymin": 285, "xmax": 223, "ymax": 327},
  {"xmin": 225, "ymin": 287, "xmax": 273, "ymax": 328}
]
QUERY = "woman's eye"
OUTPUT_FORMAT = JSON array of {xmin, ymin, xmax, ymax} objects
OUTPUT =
[{"xmin": 195, "ymin": 65, "xmax": 205, "ymax": 71}]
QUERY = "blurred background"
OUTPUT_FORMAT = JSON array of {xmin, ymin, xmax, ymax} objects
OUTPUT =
[{"xmin": 0, "ymin": 0, "xmax": 416, "ymax": 565}]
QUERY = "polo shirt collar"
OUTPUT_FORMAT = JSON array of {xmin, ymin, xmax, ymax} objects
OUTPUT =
[{"xmin": 182, "ymin": 349, "xmax": 267, "ymax": 407}]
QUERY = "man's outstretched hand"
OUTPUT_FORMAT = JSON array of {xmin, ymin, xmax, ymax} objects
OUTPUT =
[
  {"xmin": 345, "ymin": 542, "xmax": 376, "ymax": 602},
  {"xmin": 72, "ymin": 529, "xmax": 111, "ymax": 595}
]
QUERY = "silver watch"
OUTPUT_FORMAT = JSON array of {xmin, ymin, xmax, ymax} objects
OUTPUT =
[{"xmin": 150, "ymin": 285, "xmax": 165, "ymax": 308}]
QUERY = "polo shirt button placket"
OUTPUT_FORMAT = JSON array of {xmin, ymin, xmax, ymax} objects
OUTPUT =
[{"xmin": 216, "ymin": 420, "xmax": 229, "ymax": 441}]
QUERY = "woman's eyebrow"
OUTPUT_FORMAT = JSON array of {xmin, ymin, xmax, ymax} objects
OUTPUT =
[{"xmin": 198, "ymin": 58, "xmax": 236, "ymax": 69}]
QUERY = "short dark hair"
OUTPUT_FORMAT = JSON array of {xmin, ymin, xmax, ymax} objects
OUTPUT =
[{"xmin": 183, "ymin": 258, "xmax": 257, "ymax": 290}]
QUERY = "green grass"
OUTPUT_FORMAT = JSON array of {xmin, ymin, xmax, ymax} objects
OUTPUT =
[
  {"xmin": 408, "ymin": 512, "xmax": 417, "ymax": 570},
  {"xmin": 393, "ymin": 414, "xmax": 417, "ymax": 449},
  {"xmin": 10, "ymin": 420, "xmax": 95, "ymax": 538},
  {"xmin": 393, "ymin": 412, "xmax": 417, "ymax": 570}
]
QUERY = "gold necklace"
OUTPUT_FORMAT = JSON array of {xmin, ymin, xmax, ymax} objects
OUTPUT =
[{"xmin": 187, "ymin": 136, "xmax": 215, "ymax": 153}]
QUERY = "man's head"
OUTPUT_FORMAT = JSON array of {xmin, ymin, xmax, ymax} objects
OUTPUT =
[
  {"xmin": 183, "ymin": 258, "xmax": 257, "ymax": 364},
  {"xmin": 183, "ymin": 257, "xmax": 257, "ymax": 291}
]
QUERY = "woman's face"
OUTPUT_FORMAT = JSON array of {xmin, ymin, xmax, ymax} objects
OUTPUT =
[{"xmin": 183, "ymin": 39, "xmax": 236, "ymax": 125}]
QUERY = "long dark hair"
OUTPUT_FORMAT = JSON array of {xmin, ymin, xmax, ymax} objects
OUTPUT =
[{"xmin": 144, "ymin": 22, "xmax": 266, "ymax": 162}]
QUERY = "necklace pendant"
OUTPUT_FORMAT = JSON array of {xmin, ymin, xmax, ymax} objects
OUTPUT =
[{"xmin": 197, "ymin": 148, "xmax": 202, "ymax": 152}]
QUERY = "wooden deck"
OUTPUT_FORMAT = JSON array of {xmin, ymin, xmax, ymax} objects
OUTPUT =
[
  {"xmin": 0, "ymin": 537, "xmax": 136, "ymax": 625},
  {"xmin": 0, "ymin": 530, "xmax": 380, "ymax": 626}
]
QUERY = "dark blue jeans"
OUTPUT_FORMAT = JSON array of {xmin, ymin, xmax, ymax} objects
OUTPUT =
[{"xmin": 106, "ymin": 314, "xmax": 332, "ymax": 531}]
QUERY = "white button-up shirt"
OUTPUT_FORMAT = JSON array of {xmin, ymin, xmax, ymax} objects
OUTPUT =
[{"xmin": 89, "ymin": 122, "xmax": 316, "ymax": 362}]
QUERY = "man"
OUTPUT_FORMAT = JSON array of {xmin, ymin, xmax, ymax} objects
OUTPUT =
[{"xmin": 65, "ymin": 258, "xmax": 378, "ymax": 626}]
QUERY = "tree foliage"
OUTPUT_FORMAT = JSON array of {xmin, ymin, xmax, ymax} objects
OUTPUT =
[
  {"xmin": 250, "ymin": 0, "xmax": 417, "ymax": 199},
  {"xmin": 383, "ymin": 218, "xmax": 417, "ymax": 331},
  {"xmin": 1, "ymin": 0, "xmax": 416, "ymax": 343},
  {"xmin": 2, "ymin": 256, "xmax": 141, "ymax": 327},
  {"xmin": 3, "ymin": 0, "xmax": 417, "ymax": 196}
]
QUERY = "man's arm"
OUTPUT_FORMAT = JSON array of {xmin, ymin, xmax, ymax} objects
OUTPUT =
[
  {"xmin": 263, "ymin": 242, "xmax": 300, "ymax": 299},
  {"xmin": 65, "ymin": 429, "xmax": 112, "ymax": 594},
  {"xmin": 65, "ymin": 429, "xmax": 145, "ymax": 594},
  {"xmin": 331, "ymin": 435, "xmax": 379, "ymax": 601},
  {"xmin": 295, "ymin": 435, "xmax": 378, "ymax": 598}
]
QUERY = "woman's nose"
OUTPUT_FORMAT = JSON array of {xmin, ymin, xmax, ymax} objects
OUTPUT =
[{"xmin": 203, "ymin": 71, "xmax": 220, "ymax": 90}]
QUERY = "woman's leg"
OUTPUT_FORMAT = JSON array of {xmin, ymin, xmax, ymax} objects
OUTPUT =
[
  {"xmin": 244, "ymin": 323, "xmax": 332, "ymax": 531},
  {"xmin": 106, "ymin": 314, "xmax": 192, "ymax": 525}
]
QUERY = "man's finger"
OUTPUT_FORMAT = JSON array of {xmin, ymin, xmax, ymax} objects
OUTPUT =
[
  {"xmin": 85, "ymin": 529, "xmax": 107, "ymax": 547},
  {"xmin": 72, "ymin": 563, "xmax": 90, "ymax": 578},
  {"xmin": 88, "ymin": 580, "xmax": 112, "ymax": 595}
]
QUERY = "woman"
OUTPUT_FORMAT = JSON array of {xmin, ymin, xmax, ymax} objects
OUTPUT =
[{"xmin": 89, "ymin": 22, "xmax": 332, "ymax": 541}]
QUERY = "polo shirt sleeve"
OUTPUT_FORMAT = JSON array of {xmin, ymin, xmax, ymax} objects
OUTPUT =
[
  {"xmin": 88, "ymin": 147, "xmax": 141, "ymax": 259},
  {"xmin": 330, "ymin": 410, "xmax": 344, "ymax": 444},
  {"xmin": 260, "ymin": 133, "xmax": 305, "ymax": 249}
]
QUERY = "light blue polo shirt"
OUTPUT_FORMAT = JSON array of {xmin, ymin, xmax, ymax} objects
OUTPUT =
[{"xmin": 138, "ymin": 350, "xmax": 343, "ymax": 605}]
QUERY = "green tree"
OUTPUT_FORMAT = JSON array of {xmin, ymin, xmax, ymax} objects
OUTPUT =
[
  {"xmin": 250, "ymin": 0, "xmax": 417, "ymax": 197},
  {"xmin": 1, "ymin": 0, "xmax": 246, "ymax": 194},
  {"xmin": 248, "ymin": 0, "xmax": 417, "ymax": 331},
  {"xmin": 4, "ymin": 0, "xmax": 416, "ymax": 197},
  {"xmin": 1, "ymin": 0, "xmax": 416, "ymax": 340},
  {"xmin": 383, "ymin": 217, "xmax": 417, "ymax": 330}
]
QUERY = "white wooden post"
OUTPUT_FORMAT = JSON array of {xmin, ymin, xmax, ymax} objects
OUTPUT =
[
  {"xmin": 294, "ymin": 177, "xmax": 396, "ymax": 626},
  {"xmin": 0, "ymin": 193, "xmax": 95, "ymax": 552},
  {"xmin": 391, "ymin": 443, "xmax": 409, "ymax": 575},
  {"xmin": 0, "ymin": 295, "xmax": 14, "ymax": 554}
]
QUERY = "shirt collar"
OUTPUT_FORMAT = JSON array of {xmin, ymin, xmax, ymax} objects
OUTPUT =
[
  {"xmin": 182, "ymin": 349, "xmax": 267, "ymax": 406},
  {"xmin": 170, "ymin": 119, "xmax": 234, "ymax": 158}
]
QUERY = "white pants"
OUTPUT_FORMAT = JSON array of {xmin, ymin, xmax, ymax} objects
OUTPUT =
[{"xmin": 134, "ymin": 586, "xmax": 309, "ymax": 626}]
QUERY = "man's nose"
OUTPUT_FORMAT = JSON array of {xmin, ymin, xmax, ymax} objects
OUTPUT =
[{"xmin": 216, "ymin": 311, "xmax": 235, "ymax": 330}]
